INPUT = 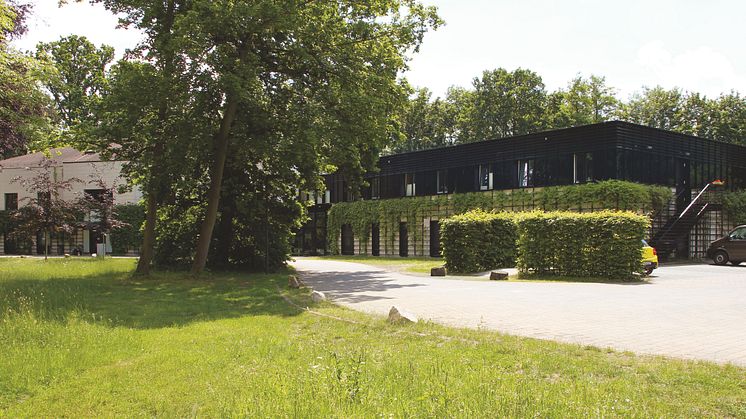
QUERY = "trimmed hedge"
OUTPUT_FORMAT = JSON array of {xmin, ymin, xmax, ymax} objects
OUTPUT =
[
  {"xmin": 440, "ymin": 210, "xmax": 517, "ymax": 273},
  {"xmin": 516, "ymin": 211, "xmax": 649, "ymax": 280},
  {"xmin": 440, "ymin": 210, "xmax": 649, "ymax": 280}
]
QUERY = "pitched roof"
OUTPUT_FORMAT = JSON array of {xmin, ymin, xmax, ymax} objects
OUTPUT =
[{"xmin": 0, "ymin": 147, "xmax": 103, "ymax": 169}]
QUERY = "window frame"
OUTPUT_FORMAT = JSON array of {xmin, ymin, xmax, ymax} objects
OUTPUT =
[
  {"xmin": 436, "ymin": 170, "xmax": 448, "ymax": 194},
  {"xmin": 4, "ymin": 193, "xmax": 18, "ymax": 211},
  {"xmin": 371, "ymin": 177, "xmax": 380, "ymax": 200},
  {"xmin": 405, "ymin": 173, "xmax": 416, "ymax": 197},
  {"xmin": 479, "ymin": 164, "xmax": 493, "ymax": 191},
  {"xmin": 518, "ymin": 159, "xmax": 535, "ymax": 188}
]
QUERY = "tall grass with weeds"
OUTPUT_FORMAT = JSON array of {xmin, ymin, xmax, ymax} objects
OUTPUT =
[{"xmin": 0, "ymin": 257, "xmax": 744, "ymax": 416}]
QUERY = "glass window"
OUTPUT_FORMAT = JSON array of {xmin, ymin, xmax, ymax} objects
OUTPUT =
[
  {"xmin": 4, "ymin": 193, "xmax": 18, "ymax": 211},
  {"xmin": 731, "ymin": 227, "xmax": 746, "ymax": 240},
  {"xmin": 405, "ymin": 173, "xmax": 416, "ymax": 197},
  {"xmin": 479, "ymin": 164, "xmax": 493, "ymax": 190},
  {"xmin": 437, "ymin": 170, "xmax": 448, "ymax": 194},
  {"xmin": 518, "ymin": 159, "xmax": 534, "ymax": 187},
  {"xmin": 573, "ymin": 152, "xmax": 593, "ymax": 184},
  {"xmin": 371, "ymin": 178, "xmax": 380, "ymax": 200}
]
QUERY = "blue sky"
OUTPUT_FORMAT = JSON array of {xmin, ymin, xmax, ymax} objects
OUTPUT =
[{"xmin": 13, "ymin": 0, "xmax": 746, "ymax": 100}]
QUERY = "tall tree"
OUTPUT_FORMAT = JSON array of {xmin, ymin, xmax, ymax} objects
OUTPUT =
[
  {"xmin": 80, "ymin": 0, "xmax": 193, "ymax": 275},
  {"xmin": 0, "ymin": 0, "xmax": 55, "ymax": 159},
  {"xmin": 709, "ymin": 92, "xmax": 746, "ymax": 145},
  {"xmin": 471, "ymin": 68, "xmax": 546, "ymax": 140},
  {"xmin": 546, "ymin": 75, "xmax": 619, "ymax": 128},
  {"xmin": 395, "ymin": 87, "xmax": 451, "ymax": 152},
  {"xmin": 619, "ymin": 86, "xmax": 685, "ymax": 131},
  {"xmin": 85, "ymin": 0, "xmax": 440, "ymax": 275},
  {"xmin": 176, "ymin": 1, "xmax": 440, "ymax": 275},
  {"xmin": 35, "ymin": 35, "xmax": 114, "ymax": 133}
]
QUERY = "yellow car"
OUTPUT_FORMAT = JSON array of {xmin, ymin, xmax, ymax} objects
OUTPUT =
[{"xmin": 641, "ymin": 239, "xmax": 658, "ymax": 276}]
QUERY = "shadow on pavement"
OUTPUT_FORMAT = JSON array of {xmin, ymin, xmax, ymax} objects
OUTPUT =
[{"xmin": 298, "ymin": 269, "xmax": 425, "ymax": 303}]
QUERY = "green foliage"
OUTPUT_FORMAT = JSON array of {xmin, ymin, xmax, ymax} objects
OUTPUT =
[
  {"xmin": 109, "ymin": 204, "xmax": 144, "ymax": 255},
  {"xmin": 35, "ymin": 35, "xmax": 114, "ymax": 136},
  {"xmin": 0, "ymin": 5, "xmax": 56, "ymax": 159},
  {"xmin": 327, "ymin": 181, "xmax": 670, "ymax": 255},
  {"xmin": 398, "ymin": 72, "xmax": 746, "ymax": 152},
  {"xmin": 471, "ymin": 68, "xmax": 547, "ymax": 140},
  {"xmin": 516, "ymin": 211, "xmax": 649, "ymax": 280},
  {"xmin": 722, "ymin": 191, "xmax": 746, "ymax": 226},
  {"xmin": 440, "ymin": 210, "xmax": 517, "ymax": 272}
]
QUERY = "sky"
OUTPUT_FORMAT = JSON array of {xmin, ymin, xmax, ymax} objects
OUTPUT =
[{"xmin": 12, "ymin": 0, "xmax": 746, "ymax": 101}]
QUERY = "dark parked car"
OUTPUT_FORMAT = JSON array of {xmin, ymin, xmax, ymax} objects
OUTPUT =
[{"xmin": 707, "ymin": 225, "xmax": 746, "ymax": 266}]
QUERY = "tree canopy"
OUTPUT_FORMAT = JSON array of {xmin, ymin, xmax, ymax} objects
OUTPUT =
[
  {"xmin": 0, "ymin": 0, "xmax": 55, "ymax": 159},
  {"xmin": 392, "ymin": 70, "xmax": 746, "ymax": 153}
]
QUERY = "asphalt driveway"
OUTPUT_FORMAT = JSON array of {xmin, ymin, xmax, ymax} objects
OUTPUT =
[{"xmin": 291, "ymin": 258, "xmax": 746, "ymax": 366}]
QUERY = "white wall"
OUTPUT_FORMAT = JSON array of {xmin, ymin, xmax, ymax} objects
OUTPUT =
[{"xmin": 0, "ymin": 161, "xmax": 141, "ymax": 210}]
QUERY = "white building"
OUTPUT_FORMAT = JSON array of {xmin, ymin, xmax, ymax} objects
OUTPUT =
[{"xmin": 0, "ymin": 147, "xmax": 141, "ymax": 255}]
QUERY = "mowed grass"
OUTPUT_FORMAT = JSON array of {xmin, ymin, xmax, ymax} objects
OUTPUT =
[
  {"xmin": 1, "ymin": 258, "xmax": 745, "ymax": 417},
  {"xmin": 304, "ymin": 255, "xmax": 445, "ymax": 274}
]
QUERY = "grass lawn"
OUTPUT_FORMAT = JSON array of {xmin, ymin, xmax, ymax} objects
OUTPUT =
[
  {"xmin": 303, "ymin": 255, "xmax": 445, "ymax": 274},
  {"xmin": 1, "ymin": 258, "xmax": 744, "ymax": 416}
]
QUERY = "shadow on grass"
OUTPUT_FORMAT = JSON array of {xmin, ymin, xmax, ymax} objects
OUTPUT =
[{"xmin": 0, "ymin": 266, "xmax": 304, "ymax": 330}]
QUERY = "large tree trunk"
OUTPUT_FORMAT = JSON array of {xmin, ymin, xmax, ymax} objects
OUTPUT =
[
  {"xmin": 190, "ymin": 94, "xmax": 240, "ymax": 275},
  {"xmin": 135, "ymin": 189, "xmax": 158, "ymax": 275},
  {"xmin": 134, "ymin": 1, "xmax": 176, "ymax": 276}
]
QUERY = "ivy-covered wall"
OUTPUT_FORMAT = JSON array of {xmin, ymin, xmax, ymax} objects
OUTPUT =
[
  {"xmin": 326, "ymin": 180, "xmax": 673, "ymax": 256},
  {"xmin": 723, "ymin": 191, "xmax": 746, "ymax": 226}
]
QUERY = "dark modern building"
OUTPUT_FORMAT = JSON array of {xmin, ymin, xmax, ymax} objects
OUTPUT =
[{"xmin": 295, "ymin": 121, "xmax": 746, "ymax": 259}]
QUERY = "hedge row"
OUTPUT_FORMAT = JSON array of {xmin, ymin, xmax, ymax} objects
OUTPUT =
[
  {"xmin": 440, "ymin": 210, "xmax": 517, "ymax": 273},
  {"xmin": 516, "ymin": 211, "xmax": 649, "ymax": 280},
  {"xmin": 440, "ymin": 210, "xmax": 649, "ymax": 280}
]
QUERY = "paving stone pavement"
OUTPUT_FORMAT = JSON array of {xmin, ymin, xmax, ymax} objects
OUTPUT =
[{"xmin": 291, "ymin": 258, "xmax": 746, "ymax": 366}]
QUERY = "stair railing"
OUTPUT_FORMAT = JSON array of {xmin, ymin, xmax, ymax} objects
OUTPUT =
[{"xmin": 655, "ymin": 182, "xmax": 717, "ymax": 242}]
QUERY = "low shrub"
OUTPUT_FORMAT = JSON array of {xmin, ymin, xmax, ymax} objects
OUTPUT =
[
  {"xmin": 440, "ymin": 209, "xmax": 517, "ymax": 273},
  {"xmin": 516, "ymin": 211, "xmax": 649, "ymax": 280},
  {"xmin": 110, "ymin": 204, "xmax": 145, "ymax": 255}
]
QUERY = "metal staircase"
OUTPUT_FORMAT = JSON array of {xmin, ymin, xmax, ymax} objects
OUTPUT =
[{"xmin": 650, "ymin": 182, "xmax": 722, "ymax": 260}]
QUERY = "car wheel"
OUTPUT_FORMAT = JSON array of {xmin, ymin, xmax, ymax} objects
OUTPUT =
[
  {"xmin": 643, "ymin": 267, "xmax": 654, "ymax": 276},
  {"xmin": 713, "ymin": 250, "xmax": 729, "ymax": 265},
  {"xmin": 731, "ymin": 261, "xmax": 742, "ymax": 266}
]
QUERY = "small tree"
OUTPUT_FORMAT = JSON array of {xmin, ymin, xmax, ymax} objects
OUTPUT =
[{"xmin": 10, "ymin": 157, "xmax": 84, "ymax": 259}]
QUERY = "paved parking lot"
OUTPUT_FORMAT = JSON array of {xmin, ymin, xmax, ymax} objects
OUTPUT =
[{"xmin": 292, "ymin": 258, "xmax": 746, "ymax": 366}]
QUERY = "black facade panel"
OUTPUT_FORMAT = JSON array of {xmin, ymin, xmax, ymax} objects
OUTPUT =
[{"xmin": 326, "ymin": 121, "xmax": 746, "ymax": 202}]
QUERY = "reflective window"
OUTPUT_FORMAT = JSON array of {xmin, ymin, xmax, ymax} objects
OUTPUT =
[
  {"xmin": 371, "ymin": 177, "xmax": 380, "ymax": 199},
  {"xmin": 479, "ymin": 164, "xmax": 492, "ymax": 190},
  {"xmin": 574, "ymin": 152, "xmax": 594, "ymax": 184},
  {"xmin": 437, "ymin": 170, "xmax": 448, "ymax": 194},
  {"xmin": 518, "ymin": 159, "xmax": 534, "ymax": 187},
  {"xmin": 405, "ymin": 173, "xmax": 416, "ymax": 196}
]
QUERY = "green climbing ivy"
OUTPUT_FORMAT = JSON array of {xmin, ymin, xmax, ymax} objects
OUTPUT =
[
  {"xmin": 326, "ymin": 180, "xmax": 673, "ymax": 255},
  {"xmin": 722, "ymin": 190, "xmax": 746, "ymax": 226}
]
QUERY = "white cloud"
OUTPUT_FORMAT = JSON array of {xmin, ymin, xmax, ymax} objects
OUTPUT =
[
  {"xmin": 11, "ymin": 0, "xmax": 142, "ymax": 58},
  {"xmin": 636, "ymin": 41, "xmax": 746, "ymax": 97}
]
